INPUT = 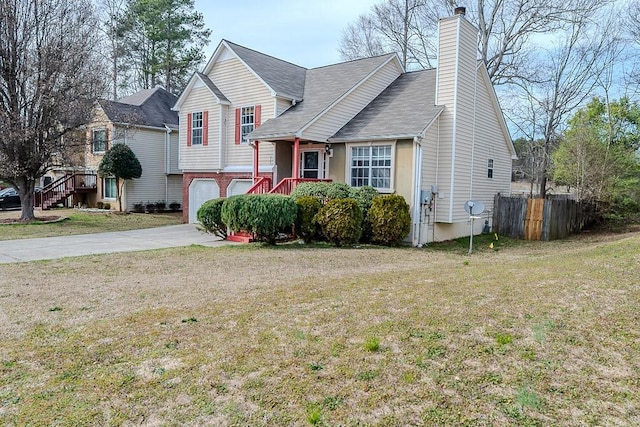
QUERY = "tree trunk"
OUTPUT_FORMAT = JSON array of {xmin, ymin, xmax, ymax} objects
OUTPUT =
[{"xmin": 19, "ymin": 189, "xmax": 35, "ymax": 221}]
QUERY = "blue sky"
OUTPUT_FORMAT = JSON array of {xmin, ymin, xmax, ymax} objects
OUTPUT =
[{"xmin": 194, "ymin": 0, "xmax": 380, "ymax": 68}]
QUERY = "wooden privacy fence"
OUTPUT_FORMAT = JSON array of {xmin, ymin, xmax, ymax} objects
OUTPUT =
[{"xmin": 492, "ymin": 195, "xmax": 597, "ymax": 240}]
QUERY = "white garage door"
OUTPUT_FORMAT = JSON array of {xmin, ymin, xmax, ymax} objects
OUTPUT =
[
  {"xmin": 227, "ymin": 179, "xmax": 253, "ymax": 197},
  {"xmin": 189, "ymin": 179, "xmax": 220, "ymax": 223}
]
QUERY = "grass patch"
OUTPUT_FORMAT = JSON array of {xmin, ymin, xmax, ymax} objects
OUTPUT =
[
  {"xmin": 0, "ymin": 211, "xmax": 182, "ymax": 240},
  {"xmin": 0, "ymin": 232, "xmax": 638, "ymax": 424}
]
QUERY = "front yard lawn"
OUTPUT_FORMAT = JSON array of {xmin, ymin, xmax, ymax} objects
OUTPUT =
[
  {"xmin": 0, "ymin": 210, "xmax": 182, "ymax": 240},
  {"xmin": 0, "ymin": 232, "xmax": 638, "ymax": 425}
]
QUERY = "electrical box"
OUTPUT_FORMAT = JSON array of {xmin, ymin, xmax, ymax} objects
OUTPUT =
[{"xmin": 420, "ymin": 189, "xmax": 432, "ymax": 205}]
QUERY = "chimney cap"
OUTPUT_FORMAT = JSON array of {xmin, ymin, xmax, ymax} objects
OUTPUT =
[{"xmin": 454, "ymin": 6, "xmax": 466, "ymax": 15}]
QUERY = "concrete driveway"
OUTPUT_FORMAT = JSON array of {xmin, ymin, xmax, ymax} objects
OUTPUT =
[{"xmin": 0, "ymin": 224, "xmax": 234, "ymax": 264}]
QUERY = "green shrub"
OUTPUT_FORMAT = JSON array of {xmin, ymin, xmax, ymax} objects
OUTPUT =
[
  {"xmin": 295, "ymin": 196, "xmax": 323, "ymax": 243},
  {"xmin": 133, "ymin": 202, "xmax": 145, "ymax": 213},
  {"xmin": 197, "ymin": 198, "xmax": 227, "ymax": 239},
  {"xmin": 96, "ymin": 201, "xmax": 104, "ymax": 209},
  {"xmin": 369, "ymin": 194, "xmax": 411, "ymax": 246},
  {"xmin": 350, "ymin": 186, "xmax": 379, "ymax": 242},
  {"xmin": 315, "ymin": 198, "xmax": 362, "ymax": 246},
  {"xmin": 291, "ymin": 182, "xmax": 352, "ymax": 203},
  {"xmin": 103, "ymin": 202, "xmax": 111, "ymax": 210},
  {"xmin": 221, "ymin": 194, "xmax": 297, "ymax": 244}
]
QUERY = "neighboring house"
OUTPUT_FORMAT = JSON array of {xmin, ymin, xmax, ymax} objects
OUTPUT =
[
  {"xmin": 80, "ymin": 87, "xmax": 182, "ymax": 211},
  {"xmin": 174, "ymin": 7, "xmax": 516, "ymax": 244}
]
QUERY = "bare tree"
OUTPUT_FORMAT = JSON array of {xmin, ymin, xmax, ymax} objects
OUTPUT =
[
  {"xmin": 0, "ymin": 0, "xmax": 107, "ymax": 221},
  {"xmin": 97, "ymin": 0, "xmax": 131, "ymax": 100},
  {"xmin": 339, "ymin": 0, "xmax": 441, "ymax": 70},
  {"xmin": 518, "ymin": 9, "xmax": 621, "ymax": 197}
]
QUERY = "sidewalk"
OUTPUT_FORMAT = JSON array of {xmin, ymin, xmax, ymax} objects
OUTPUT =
[{"xmin": 0, "ymin": 224, "xmax": 234, "ymax": 264}]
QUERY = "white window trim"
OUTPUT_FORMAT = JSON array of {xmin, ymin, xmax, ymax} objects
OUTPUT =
[
  {"xmin": 345, "ymin": 140, "xmax": 396, "ymax": 193},
  {"xmin": 487, "ymin": 158, "xmax": 494, "ymax": 179},
  {"xmin": 191, "ymin": 111, "xmax": 203, "ymax": 145},
  {"xmin": 103, "ymin": 176, "xmax": 117, "ymax": 200},
  {"xmin": 240, "ymin": 105, "xmax": 255, "ymax": 144},
  {"xmin": 92, "ymin": 128, "xmax": 107, "ymax": 154}
]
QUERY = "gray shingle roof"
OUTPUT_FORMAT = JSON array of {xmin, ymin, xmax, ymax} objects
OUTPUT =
[
  {"xmin": 196, "ymin": 72, "xmax": 229, "ymax": 103},
  {"xmin": 100, "ymin": 87, "xmax": 179, "ymax": 128},
  {"xmin": 224, "ymin": 40, "xmax": 307, "ymax": 101},
  {"xmin": 249, "ymin": 54, "xmax": 398, "ymax": 141},
  {"xmin": 330, "ymin": 69, "xmax": 443, "ymax": 141}
]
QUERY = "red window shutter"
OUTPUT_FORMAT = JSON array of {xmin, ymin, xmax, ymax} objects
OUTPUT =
[
  {"xmin": 234, "ymin": 108, "xmax": 241, "ymax": 144},
  {"xmin": 187, "ymin": 113, "xmax": 192, "ymax": 147},
  {"xmin": 203, "ymin": 111, "xmax": 209, "ymax": 146},
  {"xmin": 255, "ymin": 104, "xmax": 261, "ymax": 128}
]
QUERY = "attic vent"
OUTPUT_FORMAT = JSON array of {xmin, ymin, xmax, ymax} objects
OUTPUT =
[{"xmin": 454, "ymin": 6, "xmax": 466, "ymax": 15}]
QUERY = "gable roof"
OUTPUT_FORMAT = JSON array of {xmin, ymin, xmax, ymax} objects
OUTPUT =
[
  {"xmin": 249, "ymin": 53, "xmax": 400, "ymax": 141},
  {"xmin": 206, "ymin": 40, "xmax": 307, "ymax": 101},
  {"xmin": 100, "ymin": 87, "xmax": 178, "ymax": 129},
  {"xmin": 330, "ymin": 69, "xmax": 444, "ymax": 142}
]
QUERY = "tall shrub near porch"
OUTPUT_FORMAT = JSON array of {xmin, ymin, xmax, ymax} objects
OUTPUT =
[{"xmin": 98, "ymin": 143, "xmax": 142, "ymax": 211}]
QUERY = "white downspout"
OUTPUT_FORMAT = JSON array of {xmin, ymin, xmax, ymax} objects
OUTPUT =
[
  {"xmin": 164, "ymin": 124, "xmax": 172, "ymax": 204},
  {"xmin": 413, "ymin": 136, "xmax": 424, "ymax": 247}
]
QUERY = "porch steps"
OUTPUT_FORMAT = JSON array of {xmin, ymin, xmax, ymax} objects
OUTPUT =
[{"xmin": 227, "ymin": 231, "xmax": 254, "ymax": 243}]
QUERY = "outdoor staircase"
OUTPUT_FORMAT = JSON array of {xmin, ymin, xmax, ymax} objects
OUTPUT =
[
  {"xmin": 36, "ymin": 173, "xmax": 98, "ymax": 210},
  {"xmin": 226, "ymin": 177, "xmax": 332, "ymax": 243}
]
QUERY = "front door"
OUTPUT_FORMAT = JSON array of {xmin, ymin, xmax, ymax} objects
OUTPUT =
[{"xmin": 299, "ymin": 150, "xmax": 325, "ymax": 179}]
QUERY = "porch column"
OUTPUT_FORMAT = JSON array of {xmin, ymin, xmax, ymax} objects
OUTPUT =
[
  {"xmin": 253, "ymin": 140, "xmax": 260, "ymax": 183},
  {"xmin": 293, "ymin": 137, "xmax": 300, "ymax": 179}
]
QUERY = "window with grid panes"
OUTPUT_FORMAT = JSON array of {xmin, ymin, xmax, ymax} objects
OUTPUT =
[
  {"xmin": 241, "ymin": 106, "xmax": 254, "ymax": 143},
  {"xmin": 350, "ymin": 144, "xmax": 392, "ymax": 190},
  {"xmin": 191, "ymin": 112, "xmax": 203, "ymax": 145},
  {"xmin": 487, "ymin": 158, "xmax": 494, "ymax": 179}
]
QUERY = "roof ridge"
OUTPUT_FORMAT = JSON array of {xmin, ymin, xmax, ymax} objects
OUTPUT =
[
  {"xmin": 223, "ymin": 39, "xmax": 307, "ymax": 71},
  {"xmin": 309, "ymin": 53, "xmax": 397, "ymax": 71}
]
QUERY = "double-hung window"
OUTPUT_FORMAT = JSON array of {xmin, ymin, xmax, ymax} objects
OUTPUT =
[
  {"xmin": 349, "ymin": 144, "xmax": 393, "ymax": 191},
  {"xmin": 103, "ymin": 177, "xmax": 117, "ymax": 199},
  {"xmin": 487, "ymin": 159, "xmax": 494, "ymax": 179},
  {"xmin": 241, "ymin": 106, "xmax": 254, "ymax": 143},
  {"xmin": 191, "ymin": 112, "xmax": 203, "ymax": 145},
  {"xmin": 93, "ymin": 129, "xmax": 107, "ymax": 153}
]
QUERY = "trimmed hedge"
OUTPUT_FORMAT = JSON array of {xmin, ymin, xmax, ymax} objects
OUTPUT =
[
  {"xmin": 221, "ymin": 194, "xmax": 297, "ymax": 244},
  {"xmin": 369, "ymin": 194, "xmax": 411, "ymax": 246},
  {"xmin": 295, "ymin": 196, "xmax": 323, "ymax": 243},
  {"xmin": 350, "ymin": 186, "xmax": 379, "ymax": 242},
  {"xmin": 290, "ymin": 182, "xmax": 352, "ymax": 203},
  {"xmin": 315, "ymin": 198, "xmax": 362, "ymax": 246},
  {"xmin": 197, "ymin": 198, "xmax": 227, "ymax": 239}
]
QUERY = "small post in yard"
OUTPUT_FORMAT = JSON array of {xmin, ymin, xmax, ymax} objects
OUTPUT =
[{"xmin": 464, "ymin": 200, "xmax": 486, "ymax": 255}]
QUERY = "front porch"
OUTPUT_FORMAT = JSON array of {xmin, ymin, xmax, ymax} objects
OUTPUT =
[{"xmin": 247, "ymin": 137, "xmax": 337, "ymax": 195}]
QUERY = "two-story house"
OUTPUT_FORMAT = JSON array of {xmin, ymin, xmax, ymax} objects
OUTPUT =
[
  {"xmin": 83, "ymin": 87, "xmax": 183, "ymax": 211},
  {"xmin": 173, "ymin": 8, "xmax": 516, "ymax": 244}
]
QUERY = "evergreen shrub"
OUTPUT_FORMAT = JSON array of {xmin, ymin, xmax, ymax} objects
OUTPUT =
[
  {"xmin": 221, "ymin": 194, "xmax": 297, "ymax": 244},
  {"xmin": 369, "ymin": 194, "xmax": 411, "ymax": 246},
  {"xmin": 295, "ymin": 196, "xmax": 323, "ymax": 243},
  {"xmin": 197, "ymin": 198, "xmax": 227, "ymax": 239},
  {"xmin": 291, "ymin": 182, "xmax": 352, "ymax": 203},
  {"xmin": 315, "ymin": 198, "xmax": 362, "ymax": 246}
]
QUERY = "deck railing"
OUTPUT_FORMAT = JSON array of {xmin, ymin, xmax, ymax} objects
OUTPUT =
[
  {"xmin": 38, "ymin": 173, "xmax": 97, "ymax": 209},
  {"xmin": 246, "ymin": 176, "xmax": 272, "ymax": 194},
  {"xmin": 268, "ymin": 178, "xmax": 332, "ymax": 195}
]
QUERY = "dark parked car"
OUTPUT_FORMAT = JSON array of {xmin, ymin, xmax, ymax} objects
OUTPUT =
[
  {"xmin": 0, "ymin": 187, "xmax": 41, "ymax": 210},
  {"xmin": 0, "ymin": 188, "xmax": 20, "ymax": 210}
]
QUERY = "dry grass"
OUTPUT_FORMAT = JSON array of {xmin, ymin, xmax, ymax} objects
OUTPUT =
[
  {"xmin": 0, "ymin": 209, "xmax": 182, "ymax": 240},
  {"xmin": 0, "ymin": 232, "xmax": 639, "ymax": 425}
]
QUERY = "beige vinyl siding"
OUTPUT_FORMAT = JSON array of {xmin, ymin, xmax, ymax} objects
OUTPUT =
[
  {"xmin": 209, "ymin": 57, "xmax": 275, "ymax": 168},
  {"xmin": 276, "ymin": 98, "xmax": 293, "ymax": 115},
  {"xmin": 467, "ymin": 68, "xmax": 512, "ymax": 214},
  {"xmin": 167, "ymin": 131, "xmax": 180, "ymax": 174},
  {"xmin": 122, "ymin": 128, "xmax": 167, "ymax": 211},
  {"xmin": 167, "ymin": 174, "xmax": 183, "ymax": 206},
  {"xmin": 433, "ymin": 15, "xmax": 479, "ymax": 223},
  {"xmin": 179, "ymin": 86, "xmax": 220, "ymax": 171},
  {"xmin": 303, "ymin": 60, "xmax": 401, "ymax": 142},
  {"xmin": 394, "ymin": 139, "xmax": 414, "ymax": 204}
]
